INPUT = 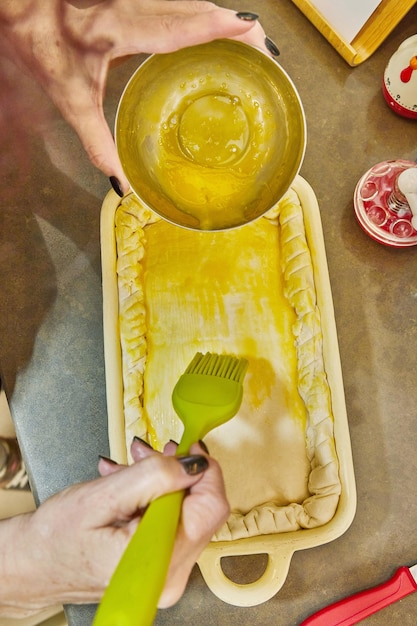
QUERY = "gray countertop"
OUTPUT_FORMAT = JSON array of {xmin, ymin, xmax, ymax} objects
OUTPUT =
[{"xmin": 1, "ymin": 2, "xmax": 416, "ymax": 625}]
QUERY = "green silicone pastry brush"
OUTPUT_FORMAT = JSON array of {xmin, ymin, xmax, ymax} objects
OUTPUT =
[{"xmin": 93, "ymin": 351, "xmax": 248, "ymax": 626}]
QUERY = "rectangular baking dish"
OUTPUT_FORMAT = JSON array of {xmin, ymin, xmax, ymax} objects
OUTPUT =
[{"xmin": 100, "ymin": 175, "xmax": 356, "ymax": 607}]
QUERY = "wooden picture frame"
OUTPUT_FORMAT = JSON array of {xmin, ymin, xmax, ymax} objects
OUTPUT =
[{"xmin": 290, "ymin": 0, "xmax": 416, "ymax": 65}]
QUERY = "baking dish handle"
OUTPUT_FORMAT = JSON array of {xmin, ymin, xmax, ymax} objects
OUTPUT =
[{"xmin": 197, "ymin": 545, "xmax": 294, "ymax": 607}]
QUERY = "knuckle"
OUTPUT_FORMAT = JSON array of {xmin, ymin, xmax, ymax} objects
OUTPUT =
[
  {"xmin": 193, "ymin": 0, "xmax": 217, "ymax": 11},
  {"xmin": 138, "ymin": 454, "xmax": 178, "ymax": 493}
]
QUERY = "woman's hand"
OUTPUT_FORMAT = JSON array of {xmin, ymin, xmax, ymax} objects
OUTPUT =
[
  {"xmin": 0, "ymin": 440, "xmax": 229, "ymax": 617},
  {"xmin": 0, "ymin": 1, "xmax": 268, "ymax": 192}
]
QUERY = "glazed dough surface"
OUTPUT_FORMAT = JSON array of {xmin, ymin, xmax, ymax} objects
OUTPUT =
[{"xmin": 114, "ymin": 189, "xmax": 341, "ymax": 539}]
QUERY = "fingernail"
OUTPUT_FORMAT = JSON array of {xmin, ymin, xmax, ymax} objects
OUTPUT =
[
  {"xmin": 169, "ymin": 439, "xmax": 179, "ymax": 446},
  {"xmin": 109, "ymin": 176, "xmax": 124, "ymax": 197},
  {"xmin": 133, "ymin": 436, "xmax": 153, "ymax": 449},
  {"xmin": 236, "ymin": 11, "xmax": 259, "ymax": 21},
  {"xmin": 177, "ymin": 455, "xmax": 209, "ymax": 476},
  {"xmin": 98, "ymin": 454, "xmax": 118, "ymax": 465},
  {"xmin": 198, "ymin": 439, "xmax": 210, "ymax": 454},
  {"xmin": 265, "ymin": 36, "xmax": 280, "ymax": 57}
]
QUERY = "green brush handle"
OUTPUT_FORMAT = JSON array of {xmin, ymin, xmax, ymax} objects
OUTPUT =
[
  {"xmin": 93, "ymin": 439, "xmax": 194, "ymax": 626},
  {"xmin": 93, "ymin": 490, "xmax": 184, "ymax": 626}
]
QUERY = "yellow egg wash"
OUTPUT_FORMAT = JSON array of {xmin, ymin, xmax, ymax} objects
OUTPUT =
[
  {"xmin": 153, "ymin": 88, "xmax": 276, "ymax": 229},
  {"xmin": 142, "ymin": 216, "xmax": 311, "ymax": 511}
]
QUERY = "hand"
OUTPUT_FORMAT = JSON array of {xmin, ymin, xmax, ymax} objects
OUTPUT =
[
  {"xmin": 126, "ymin": 438, "xmax": 229, "ymax": 608},
  {"xmin": 0, "ymin": 440, "xmax": 229, "ymax": 617},
  {"xmin": 0, "ymin": 1, "xmax": 268, "ymax": 192}
]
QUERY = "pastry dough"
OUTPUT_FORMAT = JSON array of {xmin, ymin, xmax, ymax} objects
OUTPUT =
[{"xmin": 113, "ymin": 189, "xmax": 341, "ymax": 539}]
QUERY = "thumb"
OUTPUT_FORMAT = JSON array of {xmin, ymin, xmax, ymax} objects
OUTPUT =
[{"xmin": 110, "ymin": 8, "xmax": 261, "ymax": 55}]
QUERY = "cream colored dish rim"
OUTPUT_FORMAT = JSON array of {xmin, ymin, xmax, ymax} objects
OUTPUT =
[{"xmin": 100, "ymin": 175, "xmax": 357, "ymax": 606}]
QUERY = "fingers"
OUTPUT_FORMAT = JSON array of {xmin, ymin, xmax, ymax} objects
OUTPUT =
[
  {"xmin": 98, "ymin": 455, "xmax": 121, "ymax": 476},
  {"xmin": 232, "ymin": 20, "xmax": 270, "ymax": 54},
  {"xmin": 109, "ymin": 5, "xmax": 261, "ymax": 55},
  {"xmin": 129, "ymin": 437, "xmax": 209, "ymax": 460},
  {"xmin": 186, "ymin": 442, "xmax": 230, "ymax": 533},
  {"xmin": 129, "ymin": 436, "xmax": 179, "ymax": 460},
  {"xmin": 130, "ymin": 436, "xmax": 156, "ymax": 461},
  {"xmin": 104, "ymin": 437, "xmax": 210, "ymax": 469},
  {"xmin": 163, "ymin": 440, "xmax": 179, "ymax": 456},
  {"xmin": 91, "ymin": 453, "xmax": 208, "ymax": 526}
]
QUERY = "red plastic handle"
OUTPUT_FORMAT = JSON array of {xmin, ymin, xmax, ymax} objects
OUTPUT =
[{"xmin": 300, "ymin": 567, "xmax": 417, "ymax": 626}]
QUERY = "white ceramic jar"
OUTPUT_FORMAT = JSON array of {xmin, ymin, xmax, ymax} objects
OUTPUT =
[{"xmin": 383, "ymin": 35, "xmax": 417, "ymax": 119}]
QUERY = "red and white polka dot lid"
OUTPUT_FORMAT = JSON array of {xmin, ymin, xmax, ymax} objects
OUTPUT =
[{"xmin": 354, "ymin": 160, "xmax": 417, "ymax": 247}]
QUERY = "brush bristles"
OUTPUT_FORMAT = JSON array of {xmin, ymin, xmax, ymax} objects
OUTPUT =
[{"xmin": 185, "ymin": 352, "xmax": 248, "ymax": 383}]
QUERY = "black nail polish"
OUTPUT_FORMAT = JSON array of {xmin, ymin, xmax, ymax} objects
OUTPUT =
[
  {"xmin": 178, "ymin": 455, "xmax": 209, "ymax": 476},
  {"xmin": 133, "ymin": 436, "xmax": 153, "ymax": 449},
  {"xmin": 99, "ymin": 454, "xmax": 118, "ymax": 465},
  {"xmin": 265, "ymin": 36, "xmax": 280, "ymax": 57},
  {"xmin": 236, "ymin": 11, "xmax": 259, "ymax": 21},
  {"xmin": 109, "ymin": 176, "xmax": 124, "ymax": 197},
  {"xmin": 198, "ymin": 439, "xmax": 210, "ymax": 455}
]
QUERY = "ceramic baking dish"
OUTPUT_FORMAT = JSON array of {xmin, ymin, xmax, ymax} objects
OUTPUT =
[{"xmin": 100, "ymin": 175, "xmax": 356, "ymax": 607}]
